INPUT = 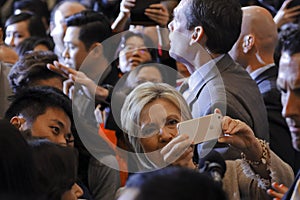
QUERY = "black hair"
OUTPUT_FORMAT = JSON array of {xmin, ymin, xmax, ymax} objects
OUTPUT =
[
  {"xmin": 184, "ymin": 0, "xmax": 242, "ymax": 54},
  {"xmin": 13, "ymin": 0, "xmax": 50, "ymax": 24},
  {"xmin": 15, "ymin": 37, "xmax": 54, "ymax": 57},
  {"xmin": 0, "ymin": 119, "xmax": 39, "ymax": 197},
  {"xmin": 126, "ymin": 167, "xmax": 227, "ymax": 200},
  {"xmin": 5, "ymin": 86, "xmax": 72, "ymax": 127},
  {"xmin": 280, "ymin": 25, "xmax": 300, "ymax": 56},
  {"xmin": 65, "ymin": 10, "xmax": 112, "ymax": 58},
  {"xmin": 5, "ymin": 12, "xmax": 47, "ymax": 38},
  {"xmin": 274, "ymin": 24, "xmax": 300, "ymax": 66},
  {"xmin": 8, "ymin": 51, "xmax": 63, "ymax": 93},
  {"xmin": 116, "ymin": 31, "xmax": 157, "ymax": 60},
  {"xmin": 29, "ymin": 139, "xmax": 78, "ymax": 200}
]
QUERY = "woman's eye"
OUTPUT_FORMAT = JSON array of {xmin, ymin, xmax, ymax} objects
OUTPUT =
[
  {"xmin": 14, "ymin": 33, "xmax": 24, "ymax": 38},
  {"xmin": 50, "ymin": 126, "xmax": 60, "ymax": 135},
  {"xmin": 167, "ymin": 119, "xmax": 179, "ymax": 125}
]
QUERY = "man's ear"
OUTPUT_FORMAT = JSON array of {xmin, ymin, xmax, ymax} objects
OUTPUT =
[
  {"xmin": 190, "ymin": 26, "xmax": 204, "ymax": 45},
  {"xmin": 10, "ymin": 116, "xmax": 26, "ymax": 130},
  {"xmin": 88, "ymin": 42, "xmax": 103, "ymax": 58},
  {"xmin": 242, "ymin": 34, "xmax": 254, "ymax": 53}
]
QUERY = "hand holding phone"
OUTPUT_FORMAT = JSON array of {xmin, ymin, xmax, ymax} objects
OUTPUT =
[
  {"xmin": 130, "ymin": 0, "xmax": 161, "ymax": 25},
  {"xmin": 177, "ymin": 113, "xmax": 222, "ymax": 144}
]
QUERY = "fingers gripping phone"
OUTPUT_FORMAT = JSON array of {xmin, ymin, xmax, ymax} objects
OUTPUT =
[
  {"xmin": 177, "ymin": 113, "xmax": 222, "ymax": 144},
  {"xmin": 130, "ymin": 0, "xmax": 161, "ymax": 26}
]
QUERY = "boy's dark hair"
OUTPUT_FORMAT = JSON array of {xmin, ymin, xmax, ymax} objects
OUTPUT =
[
  {"xmin": 184, "ymin": 0, "xmax": 242, "ymax": 54},
  {"xmin": 5, "ymin": 86, "xmax": 72, "ymax": 126}
]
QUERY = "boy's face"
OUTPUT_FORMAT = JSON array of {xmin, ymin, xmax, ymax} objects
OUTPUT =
[{"xmin": 20, "ymin": 107, "xmax": 72, "ymax": 146}]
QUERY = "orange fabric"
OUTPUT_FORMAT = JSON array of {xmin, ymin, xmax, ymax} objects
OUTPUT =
[{"xmin": 98, "ymin": 124, "xmax": 128, "ymax": 186}]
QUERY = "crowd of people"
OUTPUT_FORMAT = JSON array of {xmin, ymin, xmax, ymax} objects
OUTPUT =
[{"xmin": 0, "ymin": 0, "xmax": 300, "ymax": 199}]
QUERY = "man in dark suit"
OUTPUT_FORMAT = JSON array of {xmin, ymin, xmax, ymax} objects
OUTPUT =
[
  {"xmin": 168, "ymin": 0, "xmax": 269, "ymax": 160},
  {"xmin": 267, "ymin": 27, "xmax": 300, "ymax": 200},
  {"xmin": 230, "ymin": 6, "xmax": 300, "ymax": 173}
]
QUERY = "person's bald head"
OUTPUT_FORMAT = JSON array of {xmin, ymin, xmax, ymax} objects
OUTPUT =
[
  {"xmin": 229, "ymin": 6, "xmax": 278, "ymax": 70},
  {"xmin": 57, "ymin": 1, "xmax": 86, "ymax": 17}
]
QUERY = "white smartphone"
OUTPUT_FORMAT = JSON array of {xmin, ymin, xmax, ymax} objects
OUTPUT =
[{"xmin": 177, "ymin": 113, "xmax": 222, "ymax": 144}]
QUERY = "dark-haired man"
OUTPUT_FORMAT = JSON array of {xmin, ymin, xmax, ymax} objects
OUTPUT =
[
  {"xmin": 168, "ymin": 0, "xmax": 269, "ymax": 159},
  {"xmin": 49, "ymin": 10, "xmax": 119, "ymax": 120},
  {"xmin": 50, "ymin": 1, "xmax": 86, "ymax": 59},
  {"xmin": 267, "ymin": 27, "xmax": 300, "ymax": 200},
  {"xmin": 5, "ymin": 86, "xmax": 73, "ymax": 146},
  {"xmin": 48, "ymin": 10, "xmax": 121, "ymax": 200}
]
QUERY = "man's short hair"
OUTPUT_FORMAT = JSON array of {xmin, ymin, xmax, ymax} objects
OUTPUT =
[
  {"xmin": 281, "ymin": 27, "xmax": 300, "ymax": 56},
  {"xmin": 5, "ymin": 86, "xmax": 72, "ymax": 127},
  {"xmin": 65, "ymin": 10, "xmax": 112, "ymax": 58},
  {"xmin": 8, "ymin": 51, "xmax": 63, "ymax": 93},
  {"xmin": 184, "ymin": 0, "xmax": 242, "ymax": 54}
]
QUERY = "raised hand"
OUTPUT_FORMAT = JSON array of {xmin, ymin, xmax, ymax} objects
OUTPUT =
[
  {"xmin": 274, "ymin": 0, "xmax": 300, "ymax": 28},
  {"xmin": 160, "ymin": 134, "xmax": 195, "ymax": 169},
  {"xmin": 145, "ymin": 3, "xmax": 170, "ymax": 27}
]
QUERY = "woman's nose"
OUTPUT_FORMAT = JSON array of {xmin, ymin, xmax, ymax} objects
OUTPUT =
[{"xmin": 159, "ymin": 127, "xmax": 176, "ymax": 143}]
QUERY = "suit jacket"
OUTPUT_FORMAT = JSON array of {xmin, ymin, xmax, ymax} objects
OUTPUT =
[
  {"xmin": 181, "ymin": 54, "xmax": 269, "ymax": 160},
  {"xmin": 254, "ymin": 66, "xmax": 300, "ymax": 173},
  {"xmin": 282, "ymin": 170, "xmax": 300, "ymax": 200}
]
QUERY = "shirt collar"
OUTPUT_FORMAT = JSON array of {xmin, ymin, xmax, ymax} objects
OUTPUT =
[{"xmin": 250, "ymin": 63, "xmax": 275, "ymax": 80}]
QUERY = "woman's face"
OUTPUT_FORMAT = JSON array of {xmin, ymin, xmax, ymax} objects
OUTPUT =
[
  {"xmin": 119, "ymin": 36, "xmax": 152, "ymax": 73},
  {"xmin": 135, "ymin": 66, "xmax": 163, "ymax": 85},
  {"xmin": 139, "ymin": 98, "xmax": 181, "ymax": 152},
  {"xmin": 5, "ymin": 20, "xmax": 30, "ymax": 47}
]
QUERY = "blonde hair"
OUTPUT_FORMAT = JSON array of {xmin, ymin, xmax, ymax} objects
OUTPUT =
[{"xmin": 121, "ymin": 82, "xmax": 192, "ymax": 158}]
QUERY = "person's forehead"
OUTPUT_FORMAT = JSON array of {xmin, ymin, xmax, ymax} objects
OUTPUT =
[
  {"xmin": 138, "ymin": 66, "xmax": 161, "ymax": 76},
  {"xmin": 174, "ymin": 0, "xmax": 188, "ymax": 16},
  {"xmin": 59, "ymin": 2, "xmax": 85, "ymax": 17},
  {"xmin": 6, "ymin": 20, "xmax": 28, "ymax": 31},
  {"xmin": 126, "ymin": 36, "xmax": 145, "ymax": 45},
  {"xmin": 278, "ymin": 52, "xmax": 300, "ymax": 88},
  {"xmin": 64, "ymin": 26, "xmax": 81, "ymax": 41}
]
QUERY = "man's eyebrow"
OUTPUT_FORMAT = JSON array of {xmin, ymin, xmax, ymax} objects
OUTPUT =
[{"xmin": 50, "ymin": 119, "xmax": 65, "ymax": 128}]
